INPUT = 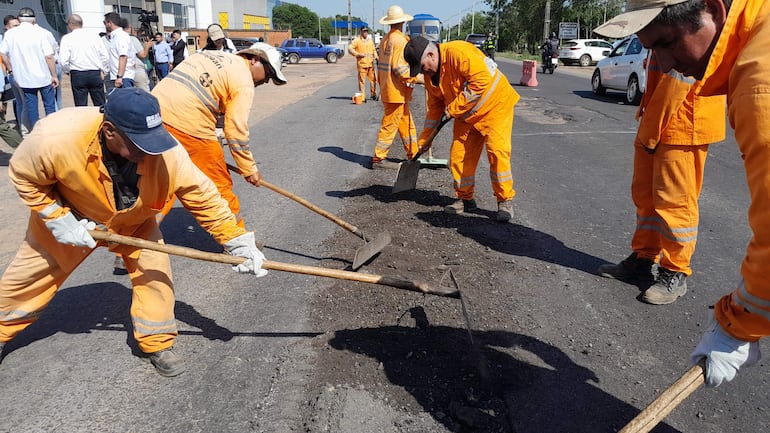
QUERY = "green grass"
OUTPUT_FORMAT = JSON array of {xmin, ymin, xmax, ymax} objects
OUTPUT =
[{"xmin": 497, "ymin": 51, "xmax": 540, "ymax": 61}]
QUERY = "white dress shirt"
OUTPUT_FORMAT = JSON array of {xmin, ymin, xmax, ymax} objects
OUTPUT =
[
  {"xmin": 60, "ymin": 28, "xmax": 109, "ymax": 73},
  {"xmin": 0, "ymin": 21, "xmax": 55, "ymax": 88},
  {"xmin": 107, "ymin": 27, "xmax": 136, "ymax": 80}
]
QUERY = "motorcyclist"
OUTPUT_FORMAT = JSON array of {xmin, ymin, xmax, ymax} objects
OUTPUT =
[{"xmin": 541, "ymin": 32, "xmax": 560, "ymax": 66}]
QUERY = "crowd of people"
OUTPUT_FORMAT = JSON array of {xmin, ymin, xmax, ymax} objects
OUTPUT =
[{"xmin": 1, "ymin": 3, "xmax": 769, "ymax": 427}]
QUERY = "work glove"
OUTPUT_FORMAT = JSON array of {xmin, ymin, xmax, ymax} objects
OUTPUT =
[
  {"xmin": 44, "ymin": 212, "xmax": 97, "ymax": 248},
  {"xmin": 224, "ymin": 232, "xmax": 267, "ymax": 277},
  {"xmin": 690, "ymin": 316, "xmax": 761, "ymax": 388}
]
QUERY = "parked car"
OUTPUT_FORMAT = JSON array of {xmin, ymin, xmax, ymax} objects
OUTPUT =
[
  {"xmin": 591, "ymin": 34, "xmax": 649, "ymax": 105},
  {"xmin": 229, "ymin": 37, "xmax": 289, "ymax": 66},
  {"xmin": 280, "ymin": 38, "xmax": 344, "ymax": 64},
  {"xmin": 464, "ymin": 33, "xmax": 487, "ymax": 50},
  {"xmin": 559, "ymin": 38, "xmax": 614, "ymax": 67}
]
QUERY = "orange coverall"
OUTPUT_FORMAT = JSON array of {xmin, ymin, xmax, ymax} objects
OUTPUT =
[
  {"xmin": 374, "ymin": 28, "xmax": 418, "ymax": 162},
  {"xmin": 631, "ymin": 54, "xmax": 725, "ymax": 276},
  {"xmin": 420, "ymin": 41, "xmax": 520, "ymax": 202},
  {"xmin": 348, "ymin": 34, "xmax": 377, "ymax": 100},
  {"xmin": 690, "ymin": 0, "xmax": 770, "ymax": 342},
  {"xmin": 0, "ymin": 108, "xmax": 245, "ymax": 353},
  {"xmin": 152, "ymin": 51, "xmax": 258, "ymax": 227}
]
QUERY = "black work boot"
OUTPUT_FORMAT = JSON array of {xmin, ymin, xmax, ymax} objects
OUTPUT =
[
  {"xmin": 597, "ymin": 252, "xmax": 654, "ymax": 281},
  {"xmin": 148, "ymin": 347, "xmax": 186, "ymax": 377},
  {"xmin": 642, "ymin": 267, "xmax": 687, "ymax": 305}
]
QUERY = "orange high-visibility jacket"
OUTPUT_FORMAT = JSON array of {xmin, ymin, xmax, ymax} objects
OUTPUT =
[
  {"xmin": 419, "ymin": 41, "xmax": 520, "ymax": 144},
  {"xmin": 377, "ymin": 29, "xmax": 413, "ymax": 103},
  {"xmin": 8, "ymin": 108, "xmax": 245, "ymax": 272},
  {"xmin": 152, "ymin": 51, "xmax": 258, "ymax": 177},
  {"xmin": 692, "ymin": 0, "xmax": 770, "ymax": 341},
  {"xmin": 348, "ymin": 35, "xmax": 376, "ymax": 68},
  {"xmin": 635, "ymin": 53, "xmax": 725, "ymax": 151}
]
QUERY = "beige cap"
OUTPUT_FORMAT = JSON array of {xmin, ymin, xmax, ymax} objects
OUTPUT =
[
  {"xmin": 207, "ymin": 24, "xmax": 225, "ymax": 41},
  {"xmin": 594, "ymin": 0, "xmax": 689, "ymax": 38},
  {"xmin": 379, "ymin": 5, "xmax": 413, "ymax": 25},
  {"xmin": 236, "ymin": 42, "xmax": 287, "ymax": 85}
]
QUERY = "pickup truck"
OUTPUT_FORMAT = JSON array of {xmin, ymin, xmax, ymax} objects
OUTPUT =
[{"xmin": 280, "ymin": 38, "xmax": 344, "ymax": 64}]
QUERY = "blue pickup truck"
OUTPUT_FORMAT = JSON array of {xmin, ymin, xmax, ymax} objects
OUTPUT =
[{"xmin": 280, "ymin": 38, "xmax": 344, "ymax": 64}]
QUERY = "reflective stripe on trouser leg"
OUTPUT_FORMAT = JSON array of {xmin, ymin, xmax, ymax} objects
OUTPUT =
[
  {"xmin": 374, "ymin": 102, "xmax": 417, "ymax": 161},
  {"xmin": 631, "ymin": 142, "xmax": 708, "ymax": 275},
  {"xmin": 162, "ymin": 124, "xmax": 245, "ymax": 228},
  {"xmin": 484, "ymin": 116, "xmax": 515, "ymax": 202},
  {"xmin": 367, "ymin": 67, "xmax": 377, "ymax": 96},
  {"xmin": 127, "ymin": 223, "xmax": 178, "ymax": 354},
  {"xmin": 0, "ymin": 230, "xmax": 92, "ymax": 343},
  {"xmin": 357, "ymin": 66, "xmax": 376, "ymax": 97}
]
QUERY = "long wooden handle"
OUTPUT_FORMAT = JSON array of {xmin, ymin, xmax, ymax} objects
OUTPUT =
[
  {"xmin": 619, "ymin": 363, "xmax": 705, "ymax": 433},
  {"xmin": 412, "ymin": 115, "xmax": 451, "ymax": 161},
  {"xmin": 226, "ymin": 163, "xmax": 365, "ymax": 240},
  {"xmin": 89, "ymin": 230, "xmax": 459, "ymax": 298}
]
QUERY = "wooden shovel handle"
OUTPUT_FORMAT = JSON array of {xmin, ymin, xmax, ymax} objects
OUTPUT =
[
  {"xmin": 226, "ymin": 163, "xmax": 365, "ymax": 240},
  {"xmin": 619, "ymin": 362, "xmax": 705, "ymax": 433},
  {"xmin": 413, "ymin": 115, "xmax": 452, "ymax": 161},
  {"xmin": 89, "ymin": 230, "xmax": 459, "ymax": 298}
]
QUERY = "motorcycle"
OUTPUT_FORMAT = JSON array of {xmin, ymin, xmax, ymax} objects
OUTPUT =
[{"xmin": 541, "ymin": 50, "xmax": 558, "ymax": 74}]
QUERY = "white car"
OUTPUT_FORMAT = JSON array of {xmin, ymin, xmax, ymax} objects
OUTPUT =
[
  {"xmin": 559, "ymin": 39, "xmax": 614, "ymax": 67},
  {"xmin": 591, "ymin": 35, "xmax": 650, "ymax": 105}
]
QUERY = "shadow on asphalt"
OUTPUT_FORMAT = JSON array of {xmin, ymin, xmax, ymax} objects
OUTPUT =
[
  {"xmin": 328, "ymin": 307, "xmax": 682, "ymax": 433},
  {"xmin": 318, "ymin": 145, "xmax": 371, "ymax": 168},
  {"xmin": 572, "ymin": 89, "xmax": 631, "ymax": 105},
  {"xmin": 2, "ymin": 282, "xmax": 322, "ymax": 358},
  {"xmin": 0, "ymin": 150, "xmax": 10, "ymax": 166},
  {"xmin": 327, "ymin": 183, "xmax": 454, "ymax": 207}
]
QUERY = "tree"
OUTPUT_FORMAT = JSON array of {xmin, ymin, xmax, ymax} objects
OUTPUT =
[{"xmin": 273, "ymin": 3, "xmax": 318, "ymax": 40}]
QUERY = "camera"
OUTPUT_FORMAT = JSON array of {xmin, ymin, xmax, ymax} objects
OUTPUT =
[{"xmin": 138, "ymin": 10, "xmax": 158, "ymax": 24}]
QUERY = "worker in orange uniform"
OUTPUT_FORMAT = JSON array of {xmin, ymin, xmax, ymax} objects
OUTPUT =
[
  {"xmin": 348, "ymin": 26, "xmax": 377, "ymax": 102},
  {"xmin": 595, "ymin": 0, "xmax": 769, "ymax": 389},
  {"xmin": 371, "ymin": 5, "xmax": 418, "ymax": 170},
  {"xmin": 152, "ymin": 42, "xmax": 287, "ymax": 227},
  {"xmin": 597, "ymin": 52, "xmax": 725, "ymax": 305},
  {"xmin": 404, "ymin": 36, "xmax": 519, "ymax": 222},
  {"xmin": 0, "ymin": 88, "xmax": 267, "ymax": 377}
]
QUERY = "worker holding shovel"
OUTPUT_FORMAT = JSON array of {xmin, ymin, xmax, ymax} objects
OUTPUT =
[
  {"xmin": 403, "ymin": 36, "xmax": 520, "ymax": 222},
  {"xmin": 152, "ymin": 42, "xmax": 287, "ymax": 228},
  {"xmin": 0, "ymin": 88, "xmax": 266, "ymax": 377}
]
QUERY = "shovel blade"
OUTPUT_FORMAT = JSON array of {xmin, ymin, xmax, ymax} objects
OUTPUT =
[
  {"xmin": 352, "ymin": 231, "xmax": 391, "ymax": 270},
  {"xmin": 392, "ymin": 160, "xmax": 422, "ymax": 194}
]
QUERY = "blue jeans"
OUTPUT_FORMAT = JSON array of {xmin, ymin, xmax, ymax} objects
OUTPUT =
[
  {"xmin": 154, "ymin": 63, "xmax": 169, "ymax": 80},
  {"xmin": 21, "ymin": 84, "xmax": 56, "ymax": 130}
]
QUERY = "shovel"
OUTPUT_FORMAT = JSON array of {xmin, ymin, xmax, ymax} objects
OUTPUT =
[
  {"xmin": 619, "ymin": 362, "xmax": 705, "ymax": 433},
  {"xmin": 392, "ymin": 116, "xmax": 452, "ymax": 194},
  {"xmin": 89, "ymin": 230, "xmax": 459, "ymax": 298},
  {"xmin": 227, "ymin": 163, "xmax": 389, "ymax": 270}
]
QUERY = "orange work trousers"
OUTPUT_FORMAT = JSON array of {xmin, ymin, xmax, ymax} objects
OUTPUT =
[
  {"xmin": 357, "ymin": 65, "xmax": 376, "ymax": 99},
  {"xmin": 449, "ymin": 116, "xmax": 515, "ymax": 202},
  {"xmin": 160, "ymin": 124, "xmax": 245, "ymax": 228},
  {"xmin": 374, "ymin": 102, "xmax": 418, "ymax": 162},
  {"xmin": 631, "ymin": 142, "xmax": 709, "ymax": 275},
  {"xmin": 0, "ymin": 217, "xmax": 178, "ymax": 353}
]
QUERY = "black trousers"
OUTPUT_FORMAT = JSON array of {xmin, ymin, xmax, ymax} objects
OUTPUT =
[{"xmin": 70, "ymin": 69, "xmax": 106, "ymax": 107}]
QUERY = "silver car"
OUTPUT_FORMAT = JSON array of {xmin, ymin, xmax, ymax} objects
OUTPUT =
[
  {"xmin": 559, "ymin": 39, "xmax": 614, "ymax": 67},
  {"xmin": 591, "ymin": 35, "xmax": 649, "ymax": 105}
]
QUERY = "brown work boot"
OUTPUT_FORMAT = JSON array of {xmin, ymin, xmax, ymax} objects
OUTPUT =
[
  {"xmin": 597, "ymin": 252, "xmax": 654, "ymax": 281},
  {"xmin": 147, "ymin": 347, "xmax": 186, "ymax": 377},
  {"xmin": 642, "ymin": 267, "xmax": 687, "ymax": 305},
  {"xmin": 496, "ymin": 200, "xmax": 513, "ymax": 222},
  {"xmin": 371, "ymin": 158, "xmax": 400, "ymax": 170},
  {"xmin": 444, "ymin": 199, "xmax": 477, "ymax": 215}
]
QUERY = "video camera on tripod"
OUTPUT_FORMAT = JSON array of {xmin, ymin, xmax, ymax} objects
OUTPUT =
[
  {"xmin": 138, "ymin": 10, "xmax": 158, "ymax": 24},
  {"xmin": 137, "ymin": 10, "xmax": 158, "ymax": 40}
]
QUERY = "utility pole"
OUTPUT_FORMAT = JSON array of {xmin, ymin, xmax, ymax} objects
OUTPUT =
[
  {"xmin": 347, "ymin": 0, "xmax": 352, "ymax": 41},
  {"xmin": 495, "ymin": 0, "xmax": 499, "ymax": 37},
  {"xmin": 543, "ymin": 0, "xmax": 552, "ymax": 41}
]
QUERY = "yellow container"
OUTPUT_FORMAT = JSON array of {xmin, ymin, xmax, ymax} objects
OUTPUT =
[{"xmin": 353, "ymin": 93, "xmax": 363, "ymax": 104}]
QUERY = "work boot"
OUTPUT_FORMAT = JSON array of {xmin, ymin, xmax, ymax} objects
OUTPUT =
[
  {"xmin": 444, "ymin": 199, "xmax": 477, "ymax": 215},
  {"xmin": 496, "ymin": 200, "xmax": 513, "ymax": 222},
  {"xmin": 371, "ymin": 159, "xmax": 400, "ymax": 170},
  {"xmin": 148, "ymin": 347, "xmax": 185, "ymax": 377},
  {"xmin": 597, "ymin": 252, "xmax": 654, "ymax": 281},
  {"xmin": 370, "ymin": 94, "xmax": 378, "ymax": 101},
  {"xmin": 113, "ymin": 256, "xmax": 128, "ymax": 276},
  {"xmin": 642, "ymin": 267, "xmax": 687, "ymax": 305}
]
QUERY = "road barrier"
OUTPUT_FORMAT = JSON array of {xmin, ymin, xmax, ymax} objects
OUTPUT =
[{"xmin": 520, "ymin": 60, "xmax": 538, "ymax": 87}]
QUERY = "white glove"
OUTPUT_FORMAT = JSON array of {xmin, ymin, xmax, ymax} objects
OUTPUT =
[
  {"xmin": 690, "ymin": 317, "xmax": 761, "ymax": 387},
  {"xmin": 224, "ymin": 232, "xmax": 267, "ymax": 277},
  {"xmin": 44, "ymin": 212, "xmax": 97, "ymax": 248}
]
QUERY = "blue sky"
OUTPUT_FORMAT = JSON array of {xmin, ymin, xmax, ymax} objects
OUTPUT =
[{"xmin": 287, "ymin": 1, "xmax": 492, "ymax": 31}]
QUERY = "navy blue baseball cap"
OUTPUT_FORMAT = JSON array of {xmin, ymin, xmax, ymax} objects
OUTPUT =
[{"xmin": 103, "ymin": 88, "xmax": 177, "ymax": 155}]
